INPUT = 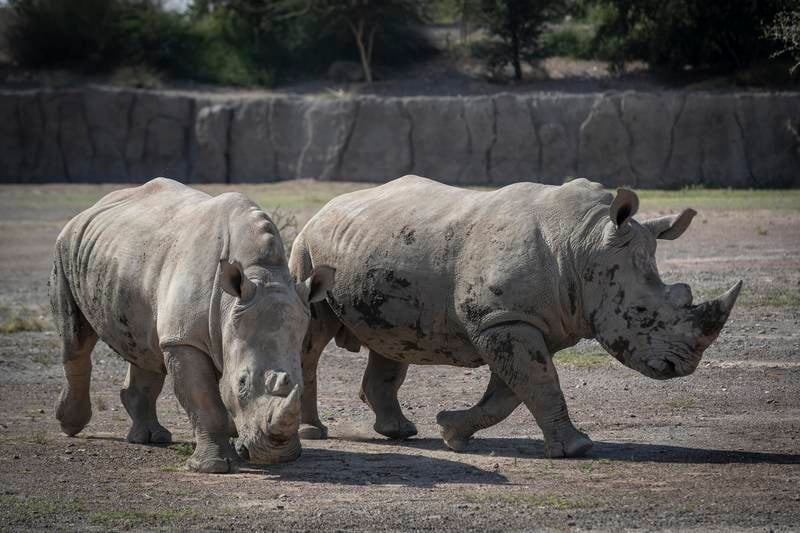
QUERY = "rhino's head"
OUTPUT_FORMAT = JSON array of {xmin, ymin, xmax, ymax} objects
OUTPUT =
[
  {"xmin": 217, "ymin": 259, "xmax": 334, "ymax": 464},
  {"xmin": 581, "ymin": 188, "xmax": 741, "ymax": 380}
]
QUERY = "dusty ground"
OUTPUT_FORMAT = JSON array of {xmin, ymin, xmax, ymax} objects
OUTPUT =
[{"xmin": 0, "ymin": 182, "xmax": 799, "ymax": 531}]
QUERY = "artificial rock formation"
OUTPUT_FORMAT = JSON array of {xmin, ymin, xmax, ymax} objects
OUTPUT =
[{"xmin": 1, "ymin": 87, "xmax": 797, "ymax": 186}]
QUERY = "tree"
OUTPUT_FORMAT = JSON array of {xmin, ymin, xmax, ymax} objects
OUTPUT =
[
  {"xmin": 592, "ymin": 0, "xmax": 793, "ymax": 73},
  {"xmin": 477, "ymin": 0, "xmax": 565, "ymax": 80},
  {"xmin": 765, "ymin": 7, "xmax": 800, "ymax": 73},
  {"xmin": 278, "ymin": 0, "xmax": 429, "ymax": 83}
]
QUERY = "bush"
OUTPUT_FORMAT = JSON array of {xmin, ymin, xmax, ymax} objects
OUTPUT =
[
  {"xmin": 592, "ymin": 0, "xmax": 794, "ymax": 72},
  {"xmin": 7, "ymin": 0, "xmax": 124, "ymax": 70},
  {"xmin": 765, "ymin": 8, "xmax": 800, "ymax": 73},
  {"xmin": 6, "ymin": 0, "xmax": 274, "ymax": 86}
]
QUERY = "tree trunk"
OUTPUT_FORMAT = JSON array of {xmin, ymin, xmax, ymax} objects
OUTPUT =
[
  {"xmin": 349, "ymin": 18, "xmax": 373, "ymax": 83},
  {"xmin": 511, "ymin": 29, "xmax": 522, "ymax": 80}
]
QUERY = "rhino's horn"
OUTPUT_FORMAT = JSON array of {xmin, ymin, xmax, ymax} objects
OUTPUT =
[
  {"xmin": 693, "ymin": 280, "xmax": 742, "ymax": 343},
  {"xmin": 269, "ymin": 384, "xmax": 301, "ymax": 441}
]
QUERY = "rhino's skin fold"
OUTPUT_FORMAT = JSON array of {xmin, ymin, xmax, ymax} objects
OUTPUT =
[
  {"xmin": 289, "ymin": 175, "xmax": 741, "ymax": 457},
  {"xmin": 50, "ymin": 177, "xmax": 334, "ymax": 473}
]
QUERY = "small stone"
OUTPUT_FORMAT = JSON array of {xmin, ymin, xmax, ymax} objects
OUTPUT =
[
  {"xmin": 38, "ymin": 409, "xmax": 45, "ymax": 414},
  {"xmin": 12, "ymin": 454, "xmax": 20, "ymax": 460}
]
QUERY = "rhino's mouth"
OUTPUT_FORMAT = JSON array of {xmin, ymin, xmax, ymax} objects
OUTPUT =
[{"xmin": 236, "ymin": 433, "xmax": 301, "ymax": 464}]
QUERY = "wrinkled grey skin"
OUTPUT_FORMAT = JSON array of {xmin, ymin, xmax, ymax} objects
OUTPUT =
[
  {"xmin": 290, "ymin": 175, "xmax": 740, "ymax": 457},
  {"xmin": 51, "ymin": 178, "xmax": 334, "ymax": 473}
]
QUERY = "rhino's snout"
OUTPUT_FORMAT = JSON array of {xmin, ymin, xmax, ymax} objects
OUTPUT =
[{"xmin": 237, "ymin": 384, "xmax": 303, "ymax": 465}]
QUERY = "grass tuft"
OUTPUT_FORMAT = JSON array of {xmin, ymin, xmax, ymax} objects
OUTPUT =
[
  {"xmin": 0, "ymin": 304, "xmax": 52, "ymax": 334},
  {"xmin": 168, "ymin": 442, "xmax": 194, "ymax": 458},
  {"xmin": 472, "ymin": 492, "xmax": 605, "ymax": 509},
  {"xmin": 554, "ymin": 349, "xmax": 613, "ymax": 368},
  {"xmin": 0, "ymin": 496, "xmax": 85, "ymax": 522},
  {"xmin": 89, "ymin": 508, "xmax": 196, "ymax": 528}
]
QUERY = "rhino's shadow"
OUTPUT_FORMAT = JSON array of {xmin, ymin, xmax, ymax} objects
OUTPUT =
[
  {"xmin": 352, "ymin": 437, "xmax": 800, "ymax": 465},
  {"xmin": 242, "ymin": 447, "xmax": 508, "ymax": 487}
]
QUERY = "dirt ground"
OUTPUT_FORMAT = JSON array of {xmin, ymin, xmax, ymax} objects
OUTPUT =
[{"xmin": 0, "ymin": 182, "xmax": 799, "ymax": 531}]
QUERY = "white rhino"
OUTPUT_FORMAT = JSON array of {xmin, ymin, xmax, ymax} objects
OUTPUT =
[
  {"xmin": 289, "ymin": 176, "xmax": 741, "ymax": 457},
  {"xmin": 51, "ymin": 178, "xmax": 334, "ymax": 473}
]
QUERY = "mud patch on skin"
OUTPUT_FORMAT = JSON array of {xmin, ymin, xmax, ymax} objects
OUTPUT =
[{"xmin": 398, "ymin": 226, "xmax": 416, "ymax": 245}]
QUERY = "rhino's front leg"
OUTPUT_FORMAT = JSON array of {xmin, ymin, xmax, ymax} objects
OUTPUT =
[
  {"xmin": 436, "ymin": 371, "xmax": 521, "ymax": 451},
  {"xmin": 164, "ymin": 346, "xmax": 240, "ymax": 474},
  {"xmin": 474, "ymin": 324, "xmax": 593, "ymax": 458}
]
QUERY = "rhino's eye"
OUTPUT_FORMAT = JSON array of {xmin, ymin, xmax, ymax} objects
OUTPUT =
[{"xmin": 237, "ymin": 374, "xmax": 250, "ymax": 398}]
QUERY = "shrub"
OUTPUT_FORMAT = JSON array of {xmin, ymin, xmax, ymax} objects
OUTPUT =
[
  {"xmin": 7, "ymin": 0, "xmax": 124, "ymax": 70},
  {"xmin": 765, "ymin": 7, "xmax": 800, "ymax": 73},
  {"xmin": 592, "ymin": 0, "xmax": 793, "ymax": 72}
]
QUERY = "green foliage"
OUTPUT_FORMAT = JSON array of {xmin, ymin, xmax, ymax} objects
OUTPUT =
[
  {"xmin": 539, "ymin": 21, "xmax": 596, "ymax": 59},
  {"xmin": 765, "ymin": 8, "xmax": 800, "ymax": 73},
  {"xmin": 476, "ymin": 0, "xmax": 566, "ymax": 80},
  {"xmin": 591, "ymin": 0, "xmax": 793, "ymax": 73},
  {"xmin": 7, "ymin": 0, "xmax": 124, "ymax": 70}
]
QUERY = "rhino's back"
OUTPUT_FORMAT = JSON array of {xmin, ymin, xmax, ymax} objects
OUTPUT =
[
  {"xmin": 55, "ymin": 178, "xmax": 227, "ymax": 369},
  {"xmin": 301, "ymin": 176, "xmax": 609, "ymax": 365}
]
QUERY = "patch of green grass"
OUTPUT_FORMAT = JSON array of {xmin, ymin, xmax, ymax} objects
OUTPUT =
[
  {"xmin": 666, "ymin": 396, "xmax": 697, "ymax": 410},
  {"xmin": 696, "ymin": 286, "xmax": 800, "ymax": 309},
  {"xmin": 0, "ymin": 309, "xmax": 51, "ymax": 334},
  {"xmin": 168, "ymin": 442, "xmax": 194, "ymax": 458},
  {"xmin": 634, "ymin": 188, "xmax": 800, "ymax": 211},
  {"xmin": 31, "ymin": 352, "xmax": 55, "ymax": 367},
  {"xmin": 472, "ymin": 492, "xmax": 604, "ymax": 509},
  {"xmin": 554, "ymin": 349, "xmax": 613, "ymax": 368},
  {"xmin": 89, "ymin": 508, "xmax": 196, "ymax": 528},
  {"xmin": 29, "ymin": 432, "xmax": 49, "ymax": 444},
  {"xmin": 160, "ymin": 465, "xmax": 186, "ymax": 473},
  {"xmin": 0, "ymin": 496, "xmax": 85, "ymax": 521}
]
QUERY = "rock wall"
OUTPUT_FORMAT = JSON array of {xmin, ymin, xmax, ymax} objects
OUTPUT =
[{"xmin": 1, "ymin": 87, "xmax": 798, "ymax": 187}]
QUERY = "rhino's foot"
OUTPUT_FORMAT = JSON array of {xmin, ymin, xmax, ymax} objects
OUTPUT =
[
  {"xmin": 543, "ymin": 430, "xmax": 593, "ymax": 458},
  {"xmin": 298, "ymin": 423, "xmax": 328, "ymax": 440},
  {"xmin": 186, "ymin": 455, "xmax": 240, "ymax": 474},
  {"xmin": 374, "ymin": 418, "xmax": 417, "ymax": 440},
  {"xmin": 55, "ymin": 388, "xmax": 91, "ymax": 437},
  {"xmin": 436, "ymin": 411, "xmax": 473, "ymax": 452},
  {"xmin": 126, "ymin": 422, "xmax": 172, "ymax": 444}
]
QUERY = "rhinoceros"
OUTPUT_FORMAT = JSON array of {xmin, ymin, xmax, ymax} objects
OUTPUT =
[
  {"xmin": 289, "ymin": 175, "xmax": 741, "ymax": 457},
  {"xmin": 51, "ymin": 178, "xmax": 334, "ymax": 473}
]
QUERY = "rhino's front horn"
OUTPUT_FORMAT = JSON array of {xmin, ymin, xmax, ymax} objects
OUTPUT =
[
  {"xmin": 693, "ymin": 280, "xmax": 742, "ymax": 342},
  {"xmin": 269, "ymin": 384, "xmax": 301, "ymax": 441}
]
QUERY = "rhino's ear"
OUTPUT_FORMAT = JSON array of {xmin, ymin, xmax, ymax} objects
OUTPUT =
[
  {"xmin": 642, "ymin": 208, "xmax": 697, "ymax": 240},
  {"xmin": 609, "ymin": 188, "xmax": 639, "ymax": 227},
  {"xmin": 220, "ymin": 259, "xmax": 256, "ymax": 302},
  {"xmin": 302, "ymin": 265, "xmax": 336, "ymax": 304}
]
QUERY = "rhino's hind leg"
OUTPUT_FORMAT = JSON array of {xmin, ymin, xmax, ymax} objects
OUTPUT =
[
  {"xmin": 360, "ymin": 350, "xmax": 417, "ymax": 440},
  {"xmin": 436, "ymin": 371, "xmax": 521, "ymax": 452},
  {"xmin": 474, "ymin": 324, "xmax": 593, "ymax": 458},
  {"xmin": 120, "ymin": 364, "xmax": 172, "ymax": 444},
  {"xmin": 299, "ymin": 301, "xmax": 342, "ymax": 440},
  {"xmin": 51, "ymin": 258, "xmax": 98, "ymax": 437},
  {"xmin": 165, "ymin": 346, "xmax": 239, "ymax": 474}
]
